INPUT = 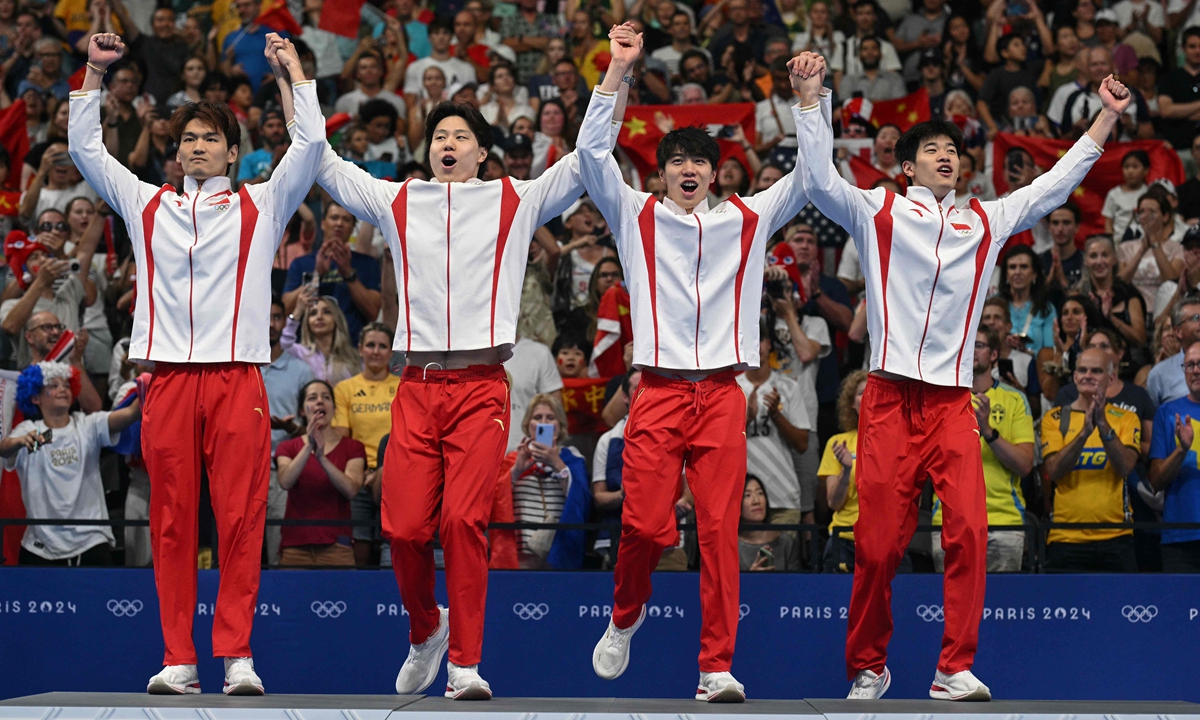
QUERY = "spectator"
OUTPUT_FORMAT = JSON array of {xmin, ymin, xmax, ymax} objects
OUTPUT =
[
  {"xmin": 981, "ymin": 0, "xmax": 1053, "ymax": 68},
  {"xmin": 1148, "ymin": 339, "xmax": 1200, "ymax": 571},
  {"xmin": 359, "ymin": 98, "xmax": 410, "ymax": 166},
  {"xmin": 839, "ymin": 36, "xmax": 907, "ymax": 101},
  {"xmin": 280, "ymin": 287, "xmax": 362, "ymax": 385},
  {"xmin": 479, "ymin": 64, "xmax": 535, "ymax": 129},
  {"xmin": 532, "ymin": 97, "xmax": 575, "ymax": 178},
  {"xmin": 336, "ymin": 49, "xmax": 407, "ymax": 120},
  {"xmin": 504, "ymin": 332, "xmax": 563, "ymax": 453},
  {"xmin": 832, "ymin": 0, "xmax": 901, "ymax": 91},
  {"xmin": 547, "ymin": 60, "xmax": 588, "ymax": 131},
  {"xmin": 527, "ymin": 38, "xmax": 574, "ymax": 109},
  {"xmin": 981, "ymin": 297, "xmax": 1034, "ymax": 390},
  {"xmin": 552, "ymin": 333, "xmax": 590, "ymax": 379},
  {"xmin": 102, "ymin": 64, "xmax": 152, "ymax": 169},
  {"xmin": 1, "ymin": 231, "xmax": 96, "ymax": 369},
  {"xmin": 753, "ymin": 163, "xmax": 784, "ymax": 193},
  {"xmin": 738, "ymin": 475, "xmax": 802, "ymax": 571},
  {"xmin": 282, "ymin": 203, "xmax": 383, "ymax": 340},
  {"xmin": 3, "ymin": 12, "xmax": 42, "ymax": 100},
  {"xmin": 124, "ymin": 7, "xmax": 190, "ymax": 108},
  {"xmin": 391, "ymin": 0, "xmax": 431, "ymax": 59},
  {"xmin": 237, "ymin": 110, "xmax": 288, "ymax": 188},
  {"xmin": 332, "ymin": 323, "xmax": 399, "ymax": 567},
  {"xmin": 275, "ymin": 379, "xmax": 365, "ymax": 567},
  {"xmin": 1040, "ymin": 25, "xmax": 1084, "ymax": 101},
  {"xmin": 1179, "ymin": 135, "xmax": 1200, "ymax": 223},
  {"xmin": 21, "ymin": 309, "xmax": 102, "ymax": 412},
  {"xmin": 932, "ymin": 325, "xmax": 1035, "ymax": 572},
  {"xmin": 19, "ymin": 142, "xmax": 98, "ymax": 224},
  {"xmin": 755, "ymin": 58, "xmax": 799, "ymax": 156},
  {"xmin": 406, "ymin": 65, "xmax": 448, "ymax": 154},
  {"xmin": 651, "ymin": 11, "xmax": 708, "ymax": 80},
  {"xmin": 1036, "ymin": 294, "xmax": 1102, "ymax": 402},
  {"xmin": 509, "ymin": 393, "xmax": 589, "ymax": 569},
  {"xmin": 999, "ymin": 245, "xmax": 1057, "ymax": 354},
  {"xmin": 943, "ymin": 90, "xmax": 987, "ymax": 166},
  {"xmin": 1042, "ymin": 202, "xmax": 1085, "ymax": 301},
  {"xmin": 1103, "ymin": 149, "xmax": 1150, "ymax": 239},
  {"xmin": 592, "ymin": 368, "xmax": 640, "ymax": 566},
  {"xmin": 1041, "ymin": 348, "xmax": 1140, "ymax": 572},
  {"xmin": 502, "ymin": 133, "xmax": 534, "ymax": 179},
  {"xmin": 941, "ymin": 13, "xmax": 986, "ymax": 95},
  {"xmin": 1114, "ymin": 0, "xmax": 1165, "ymax": 42},
  {"xmin": 713, "ymin": 157, "xmax": 751, "ymax": 203},
  {"xmin": 1119, "ymin": 193, "xmax": 1184, "ymax": 309},
  {"xmin": 791, "ymin": 1, "xmax": 845, "ymax": 72},
  {"xmin": 820, "ymin": 370, "xmax": 867, "ymax": 573},
  {"xmin": 449, "ymin": 9, "xmax": 492, "ymax": 83},
  {"xmin": 553, "ymin": 200, "xmax": 611, "ymax": 324},
  {"xmin": 894, "ymin": 0, "xmax": 948, "ymax": 85},
  {"xmin": 704, "ymin": 0, "xmax": 786, "ymax": 65},
  {"xmin": 2, "ymin": 361, "xmax": 139, "ymax": 565},
  {"xmin": 62, "ymin": 199, "xmax": 111, "ymax": 377},
  {"xmin": 262, "ymin": 296, "xmax": 314, "ymax": 564},
  {"xmin": 1047, "ymin": 47, "xmax": 1138, "ymax": 139},
  {"xmin": 500, "ymin": 0, "xmax": 563, "ymax": 85},
  {"xmin": 999, "ymin": 86, "xmax": 1053, "ymax": 136},
  {"xmin": 738, "ymin": 322, "xmax": 812, "ymax": 526},
  {"xmin": 977, "ymin": 34, "xmax": 1039, "ymax": 136},
  {"xmin": 17, "ymin": 38, "xmax": 70, "ymax": 101},
  {"xmin": 216, "ymin": 0, "xmax": 282, "ymax": 91},
  {"xmin": 1078, "ymin": 234, "xmax": 1148, "ymax": 352},
  {"xmin": 679, "ymin": 48, "xmax": 733, "ymax": 103},
  {"xmin": 919, "ymin": 49, "xmax": 948, "ymax": 119},
  {"xmin": 1147, "ymin": 296, "xmax": 1200, "ymax": 405},
  {"xmin": 953, "ymin": 150, "xmax": 995, "ymax": 205}
]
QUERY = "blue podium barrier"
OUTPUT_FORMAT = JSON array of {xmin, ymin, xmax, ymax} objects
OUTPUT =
[{"xmin": 1, "ymin": 569, "xmax": 1198, "ymax": 701}]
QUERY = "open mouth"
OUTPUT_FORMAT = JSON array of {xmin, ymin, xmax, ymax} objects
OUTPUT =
[
  {"xmin": 440, "ymin": 155, "xmax": 457, "ymax": 170},
  {"xmin": 937, "ymin": 163, "xmax": 953, "ymax": 177},
  {"xmin": 681, "ymin": 180, "xmax": 699, "ymax": 195}
]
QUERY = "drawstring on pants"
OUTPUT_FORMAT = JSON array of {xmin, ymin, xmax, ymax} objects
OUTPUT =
[
  {"xmin": 903, "ymin": 382, "xmax": 927, "ymax": 429},
  {"xmin": 690, "ymin": 381, "xmax": 709, "ymax": 416},
  {"xmin": 423, "ymin": 362, "xmax": 444, "ymax": 381}
]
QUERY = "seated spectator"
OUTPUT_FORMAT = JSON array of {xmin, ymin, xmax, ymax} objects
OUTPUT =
[
  {"xmin": 1077, "ymin": 234, "xmax": 1147, "ymax": 355},
  {"xmin": 981, "ymin": 297, "xmax": 1034, "ymax": 391},
  {"xmin": 592, "ymin": 369, "xmax": 640, "ymax": 567},
  {"xmin": 166, "ymin": 56, "xmax": 207, "ymax": 114},
  {"xmin": 1040, "ymin": 25, "xmax": 1083, "ymax": 102},
  {"xmin": 918, "ymin": 50, "xmax": 948, "ymax": 120},
  {"xmin": 755, "ymin": 58, "xmax": 799, "ymax": 158},
  {"xmin": 839, "ymin": 36, "xmax": 907, "ymax": 101},
  {"xmin": 791, "ymin": 0, "xmax": 844, "ymax": 70},
  {"xmin": 738, "ymin": 474, "xmax": 801, "ymax": 571},
  {"xmin": 651, "ymin": 11, "xmax": 709, "ymax": 81},
  {"xmin": 1041, "ymin": 348, "xmax": 1140, "ymax": 572},
  {"xmin": 280, "ymin": 287, "xmax": 362, "ymax": 385},
  {"xmin": 1047, "ymin": 47, "xmax": 1138, "ymax": 139},
  {"xmin": 404, "ymin": 17, "xmax": 477, "ymax": 102},
  {"xmin": 1156, "ymin": 28, "xmax": 1200, "ymax": 155},
  {"xmin": 1148, "ymin": 339, "xmax": 1200, "ymax": 571},
  {"xmin": 532, "ymin": 97, "xmax": 575, "ymax": 178},
  {"xmin": 821, "ymin": 371, "xmax": 867, "ymax": 573},
  {"xmin": 479, "ymin": 63, "xmax": 535, "ymax": 129},
  {"xmin": 1042, "ymin": 202, "xmax": 1085, "ymax": 303},
  {"xmin": 1036, "ymin": 294, "xmax": 1102, "ymax": 402},
  {"xmin": 942, "ymin": 90, "xmax": 987, "ymax": 167},
  {"xmin": 502, "ymin": 133, "xmax": 534, "ymax": 180},
  {"xmin": 752, "ymin": 164, "xmax": 784, "ymax": 194},
  {"xmin": 1178, "ymin": 136, "xmax": 1200, "ymax": 224},
  {"xmin": 1104, "ymin": 150, "xmax": 1150, "ymax": 240},
  {"xmin": 712, "ymin": 157, "xmax": 752, "ymax": 204},
  {"xmin": 1147, "ymin": 296, "xmax": 1200, "ymax": 405},
  {"xmin": 998, "ymin": 86, "xmax": 1053, "ymax": 136},
  {"xmin": 678, "ymin": 48, "xmax": 735, "ymax": 104},
  {"xmin": 358, "ymin": 99, "xmax": 410, "ymax": 168},
  {"xmin": 977, "ymin": 35, "xmax": 1039, "ymax": 136},
  {"xmin": 833, "ymin": 0, "xmax": 902, "ymax": 89},
  {"xmin": 1055, "ymin": 329, "xmax": 1154, "ymax": 456},
  {"xmin": 282, "ymin": 203, "xmax": 383, "ymax": 340},
  {"xmin": 932, "ymin": 326, "xmax": 1035, "ymax": 573},
  {"xmin": 527, "ymin": 39, "xmax": 584, "ymax": 111},
  {"xmin": 406, "ymin": 65, "xmax": 448, "ymax": 156},
  {"xmin": 275, "ymin": 379, "xmax": 365, "ymax": 567},
  {"xmin": 1000, "ymin": 246, "xmax": 1057, "ymax": 354},
  {"xmin": 893, "ymin": 0, "xmax": 949, "ymax": 85},
  {"xmin": 509, "ymin": 393, "xmax": 589, "ymax": 569},
  {"xmin": 237, "ymin": 110, "xmax": 289, "ymax": 188},
  {"xmin": 1091, "ymin": 9, "xmax": 1138, "ymax": 79},
  {"xmin": 0, "ymin": 361, "xmax": 141, "ymax": 565},
  {"xmin": 333, "ymin": 323, "xmax": 399, "ymax": 566},
  {"xmin": 19, "ymin": 141, "xmax": 98, "ymax": 224},
  {"xmin": 17, "ymin": 39, "xmax": 70, "ymax": 101},
  {"xmin": 1119, "ymin": 193, "xmax": 1183, "ymax": 311},
  {"xmin": 552, "ymin": 333, "xmax": 590, "ymax": 379},
  {"xmin": 337, "ymin": 49, "xmax": 407, "ymax": 121},
  {"xmin": 953, "ymin": 152, "xmax": 995, "ymax": 205}
]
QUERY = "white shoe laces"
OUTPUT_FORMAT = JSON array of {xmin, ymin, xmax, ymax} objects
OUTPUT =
[{"xmin": 604, "ymin": 623, "xmax": 633, "ymax": 656}]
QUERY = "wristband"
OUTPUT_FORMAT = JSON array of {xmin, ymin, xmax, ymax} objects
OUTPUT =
[
  {"xmin": 86, "ymin": 61, "xmax": 106, "ymax": 74},
  {"xmin": 622, "ymin": 75, "xmax": 636, "ymax": 87}
]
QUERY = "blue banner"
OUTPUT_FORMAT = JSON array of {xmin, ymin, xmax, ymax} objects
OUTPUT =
[{"xmin": 1, "ymin": 569, "xmax": 1198, "ymax": 701}]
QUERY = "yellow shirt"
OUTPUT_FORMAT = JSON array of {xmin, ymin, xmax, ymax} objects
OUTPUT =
[
  {"xmin": 933, "ymin": 383, "xmax": 1035, "ymax": 527},
  {"xmin": 1041, "ymin": 404, "xmax": 1140, "ymax": 544},
  {"xmin": 332, "ymin": 373, "xmax": 400, "ymax": 469},
  {"xmin": 55, "ymin": 0, "xmax": 123, "ymax": 37},
  {"xmin": 819, "ymin": 430, "xmax": 859, "ymax": 542}
]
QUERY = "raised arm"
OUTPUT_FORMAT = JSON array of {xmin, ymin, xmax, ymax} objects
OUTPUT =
[
  {"xmin": 255, "ymin": 36, "xmax": 324, "ymax": 225},
  {"xmin": 69, "ymin": 33, "xmax": 153, "ymax": 223},
  {"xmin": 792, "ymin": 52, "xmax": 880, "ymax": 234}
]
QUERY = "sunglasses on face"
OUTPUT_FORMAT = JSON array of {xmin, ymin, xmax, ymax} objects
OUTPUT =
[{"xmin": 37, "ymin": 222, "xmax": 67, "ymax": 233}]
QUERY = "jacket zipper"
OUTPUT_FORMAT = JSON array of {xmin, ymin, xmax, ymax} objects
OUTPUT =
[
  {"xmin": 445, "ymin": 183, "xmax": 452, "ymax": 350},
  {"xmin": 915, "ymin": 206, "xmax": 946, "ymax": 380},
  {"xmin": 186, "ymin": 190, "xmax": 201, "ymax": 361},
  {"xmin": 693, "ymin": 215, "xmax": 703, "ymax": 369}
]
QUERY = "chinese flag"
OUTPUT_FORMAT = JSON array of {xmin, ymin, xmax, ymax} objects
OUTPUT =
[
  {"xmin": 0, "ymin": 191, "xmax": 20, "ymax": 217},
  {"xmin": 0, "ymin": 101, "xmax": 28, "ymax": 190},
  {"xmin": 590, "ymin": 283, "xmax": 632, "ymax": 378},
  {"xmin": 617, "ymin": 103, "xmax": 756, "ymax": 190},
  {"xmin": 869, "ymin": 87, "xmax": 930, "ymax": 131},
  {"xmin": 257, "ymin": 0, "xmax": 302, "ymax": 37},
  {"xmin": 560, "ymin": 377, "xmax": 611, "ymax": 435},
  {"xmin": 992, "ymin": 134, "xmax": 1184, "ymax": 242},
  {"xmin": 68, "ymin": 65, "xmax": 88, "ymax": 91},
  {"xmin": 317, "ymin": 0, "xmax": 364, "ymax": 38},
  {"xmin": 846, "ymin": 155, "xmax": 906, "ymax": 190}
]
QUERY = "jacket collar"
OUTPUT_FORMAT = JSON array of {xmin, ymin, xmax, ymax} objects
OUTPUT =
[
  {"xmin": 904, "ymin": 184, "xmax": 956, "ymax": 215},
  {"xmin": 662, "ymin": 195, "xmax": 710, "ymax": 216},
  {"xmin": 182, "ymin": 174, "xmax": 233, "ymax": 199}
]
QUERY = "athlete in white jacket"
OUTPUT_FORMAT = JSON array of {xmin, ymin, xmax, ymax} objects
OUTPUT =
[{"xmin": 791, "ymin": 51, "xmax": 1131, "ymax": 701}]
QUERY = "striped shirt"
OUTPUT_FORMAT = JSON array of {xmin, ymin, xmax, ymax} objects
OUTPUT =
[{"xmin": 736, "ymin": 372, "xmax": 812, "ymax": 509}]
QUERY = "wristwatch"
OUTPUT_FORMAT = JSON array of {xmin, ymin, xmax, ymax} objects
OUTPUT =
[
  {"xmin": 342, "ymin": 269, "xmax": 359, "ymax": 283},
  {"xmin": 984, "ymin": 428, "xmax": 1000, "ymax": 444},
  {"xmin": 1101, "ymin": 426, "xmax": 1117, "ymax": 442}
]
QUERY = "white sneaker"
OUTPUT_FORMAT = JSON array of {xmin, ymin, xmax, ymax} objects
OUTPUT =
[
  {"xmin": 847, "ymin": 667, "xmax": 891, "ymax": 699},
  {"xmin": 444, "ymin": 662, "xmax": 492, "ymax": 700},
  {"xmin": 930, "ymin": 669, "xmax": 991, "ymax": 701},
  {"xmin": 695, "ymin": 671, "xmax": 746, "ymax": 702},
  {"xmin": 222, "ymin": 657, "xmax": 264, "ymax": 695},
  {"xmin": 592, "ymin": 605, "xmax": 647, "ymax": 680},
  {"xmin": 395, "ymin": 607, "xmax": 450, "ymax": 695},
  {"xmin": 147, "ymin": 665, "xmax": 200, "ymax": 694}
]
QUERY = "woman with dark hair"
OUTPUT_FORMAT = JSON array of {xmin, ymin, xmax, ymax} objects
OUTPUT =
[
  {"xmin": 1000, "ymin": 245, "xmax": 1056, "ymax": 353},
  {"xmin": 1036, "ymin": 293, "xmax": 1104, "ymax": 400},
  {"xmin": 583, "ymin": 257, "xmax": 622, "ymax": 339},
  {"xmin": 1119, "ymin": 193, "xmax": 1183, "ymax": 311},
  {"xmin": 274, "ymin": 379, "xmax": 366, "ymax": 567},
  {"xmin": 712, "ymin": 157, "xmax": 750, "ymax": 203},
  {"xmin": 479, "ymin": 63, "xmax": 534, "ymax": 130},
  {"xmin": 1038, "ymin": 24, "xmax": 1083, "ymax": 100},
  {"xmin": 166, "ymin": 57, "xmax": 207, "ymax": 114},
  {"xmin": 717, "ymin": 41, "xmax": 763, "ymax": 104},
  {"xmin": 532, "ymin": 97, "xmax": 573, "ymax": 178},
  {"xmin": 941, "ymin": 13, "xmax": 985, "ymax": 94},
  {"xmin": 737, "ymin": 475, "xmax": 801, "ymax": 571}
]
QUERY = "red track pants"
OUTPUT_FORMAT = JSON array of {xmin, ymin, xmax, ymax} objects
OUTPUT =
[
  {"xmin": 611, "ymin": 370, "xmax": 746, "ymax": 672},
  {"xmin": 846, "ymin": 375, "xmax": 987, "ymax": 679},
  {"xmin": 141, "ymin": 363, "xmax": 271, "ymax": 665},
  {"xmin": 381, "ymin": 365, "xmax": 509, "ymax": 667}
]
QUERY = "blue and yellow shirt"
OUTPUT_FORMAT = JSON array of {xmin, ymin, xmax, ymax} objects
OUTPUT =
[{"xmin": 1149, "ymin": 396, "xmax": 1200, "ymax": 545}]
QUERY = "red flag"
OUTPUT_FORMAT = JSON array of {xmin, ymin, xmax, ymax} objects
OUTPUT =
[
  {"xmin": 318, "ymin": 0, "xmax": 364, "ymax": 38},
  {"xmin": 992, "ymin": 134, "xmax": 1185, "ymax": 242},
  {"xmin": 846, "ymin": 155, "xmax": 903, "ymax": 190},
  {"xmin": 258, "ymin": 0, "xmax": 302, "ymax": 36},
  {"xmin": 68, "ymin": 65, "xmax": 87, "ymax": 91},
  {"xmin": 560, "ymin": 377, "xmax": 611, "ymax": 435},
  {"xmin": 590, "ymin": 284, "xmax": 632, "ymax": 378},
  {"xmin": 617, "ymin": 103, "xmax": 756, "ymax": 190},
  {"xmin": 0, "ymin": 191, "xmax": 19, "ymax": 217},
  {"xmin": 0, "ymin": 101, "xmax": 28, "ymax": 190},
  {"xmin": 869, "ymin": 87, "xmax": 930, "ymax": 131}
]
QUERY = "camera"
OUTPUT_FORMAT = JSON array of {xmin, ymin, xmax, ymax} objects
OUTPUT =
[
  {"xmin": 68, "ymin": 259, "xmax": 81, "ymax": 274},
  {"xmin": 765, "ymin": 279, "xmax": 790, "ymax": 300}
]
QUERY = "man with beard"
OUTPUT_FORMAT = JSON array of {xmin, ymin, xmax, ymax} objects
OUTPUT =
[
  {"xmin": 839, "ymin": 36, "xmax": 906, "ymax": 101},
  {"xmin": 503, "ymin": 134, "xmax": 534, "ymax": 180}
]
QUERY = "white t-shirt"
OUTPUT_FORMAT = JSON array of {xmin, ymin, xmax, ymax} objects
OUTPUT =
[
  {"xmin": 1046, "ymin": 82, "xmax": 1138, "ymax": 135},
  {"xmin": 992, "ymin": 348, "xmax": 1033, "ymax": 389},
  {"xmin": 772, "ymin": 314, "xmax": 831, "ymax": 424},
  {"xmin": 591, "ymin": 416, "xmax": 626, "ymax": 551},
  {"xmin": 756, "ymin": 94, "xmax": 798, "ymax": 148},
  {"xmin": 650, "ymin": 44, "xmax": 711, "ymax": 77},
  {"xmin": 1103, "ymin": 183, "xmax": 1146, "ymax": 240},
  {"xmin": 334, "ymin": 88, "xmax": 408, "ymax": 120},
  {"xmin": 5, "ymin": 412, "xmax": 118, "ymax": 560},
  {"xmin": 830, "ymin": 35, "xmax": 901, "ymax": 76},
  {"xmin": 28, "ymin": 181, "xmax": 99, "ymax": 223},
  {"xmin": 1167, "ymin": 0, "xmax": 1200, "ymax": 45},
  {"xmin": 1113, "ymin": 0, "xmax": 1165, "ymax": 29},
  {"xmin": 736, "ymin": 372, "xmax": 811, "ymax": 509},
  {"xmin": 502, "ymin": 336, "xmax": 564, "ymax": 452},
  {"xmin": 403, "ymin": 56, "xmax": 477, "ymax": 96},
  {"xmin": 837, "ymin": 240, "xmax": 862, "ymax": 284},
  {"xmin": 569, "ymin": 250, "xmax": 595, "ymax": 308}
]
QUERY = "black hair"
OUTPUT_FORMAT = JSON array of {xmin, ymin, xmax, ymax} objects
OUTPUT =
[
  {"xmin": 768, "ymin": 56, "xmax": 790, "ymax": 74},
  {"xmin": 846, "ymin": 115, "xmax": 876, "ymax": 137},
  {"xmin": 1121, "ymin": 149, "xmax": 1150, "ymax": 170},
  {"xmin": 742, "ymin": 474, "xmax": 771, "ymax": 521},
  {"xmin": 1183, "ymin": 26, "xmax": 1200, "ymax": 45},
  {"xmin": 999, "ymin": 245, "xmax": 1051, "ymax": 318},
  {"xmin": 423, "ymin": 102, "xmax": 494, "ymax": 158},
  {"xmin": 360, "ymin": 98, "xmax": 400, "ymax": 135},
  {"xmin": 428, "ymin": 17, "xmax": 454, "ymax": 35},
  {"xmin": 679, "ymin": 49, "xmax": 711, "ymax": 73},
  {"xmin": 859, "ymin": 34, "xmax": 882, "ymax": 50},
  {"xmin": 400, "ymin": 160, "xmax": 430, "ymax": 180},
  {"xmin": 656, "ymin": 126, "xmax": 720, "ymax": 171},
  {"xmin": 228, "ymin": 74, "xmax": 252, "ymax": 94},
  {"xmin": 854, "ymin": 0, "xmax": 879, "ymax": 14},
  {"xmin": 894, "ymin": 120, "xmax": 963, "ymax": 167},
  {"xmin": 296, "ymin": 379, "xmax": 336, "ymax": 427},
  {"xmin": 1054, "ymin": 200, "xmax": 1081, "ymax": 223},
  {"xmin": 271, "ymin": 293, "xmax": 285, "ymax": 313},
  {"xmin": 202, "ymin": 72, "xmax": 229, "ymax": 95},
  {"xmin": 488, "ymin": 62, "xmax": 515, "ymax": 84},
  {"xmin": 997, "ymin": 32, "xmax": 1022, "ymax": 56},
  {"xmin": 1137, "ymin": 191, "xmax": 1171, "ymax": 217},
  {"xmin": 551, "ymin": 332, "xmax": 592, "ymax": 362},
  {"xmin": 536, "ymin": 97, "xmax": 568, "ymax": 134}
]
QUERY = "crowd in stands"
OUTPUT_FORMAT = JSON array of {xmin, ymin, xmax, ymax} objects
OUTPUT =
[{"xmin": 3, "ymin": 0, "xmax": 1200, "ymax": 574}]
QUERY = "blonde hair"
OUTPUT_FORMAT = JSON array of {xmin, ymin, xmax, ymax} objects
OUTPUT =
[
  {"xmin": 837, "ymin": 370, "xmax": 869, "ymax": 433},
  {"xmin": 299, "ymin": 297, "xmax": 361, "ymax": 381},
  {"xmin": 522, "ymin": 392, "xmax": 569, "ymax": 443},
  {"xmin": 1076, "ymin": 234, "xmax": 1116, "ymax": 296}
]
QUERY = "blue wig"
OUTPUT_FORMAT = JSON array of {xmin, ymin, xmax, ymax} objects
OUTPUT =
[{"xmin": 16, "ymin": 362, "xmax": 76, "ymax": 417}]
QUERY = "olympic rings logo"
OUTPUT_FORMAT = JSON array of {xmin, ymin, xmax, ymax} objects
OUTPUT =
[
  {"xmin": 1121, "ymin": 605, "xmax": 1158, "ymax": 623},
  {"xmin": 916, "ymin": 604, "xmax": 945, "ymax": 622},
  {"xmin": 513, "ymin": 603, "xmax": 549, "ymax": 620},
  {"xmin": 107, "ymin": 599, "xmax": 143, "ymax": 617},
  {"xmin": 310, "ymin": 601, "xmax": 347, "ymax": 618},
  {"xmin": 738, "ymin": 604, "xmax": 750, "ymax": 620}
]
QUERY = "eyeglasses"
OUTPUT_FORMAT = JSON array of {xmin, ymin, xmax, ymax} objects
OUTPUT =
[
  {"xmin": 29, "ymin": 323, "xmax": 64, "ymax": 334},
  {"xmin": 1184, "ymin": 361, "xmax": 1200, "ymax": 372},
  {"xmin": 37, "ymin": 221, "xmax": 67, "ymax": 232},
  {"xmin": 35, "ymin": 51, "xmax": 58, "ymax": 58},
  {"xmin": 598, "ymin": 271, "xmax": 621, "ymax": 280},
  {"xmin": 1182, "ymin": 314, "xmax": 1200, "ymax": 325}
]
